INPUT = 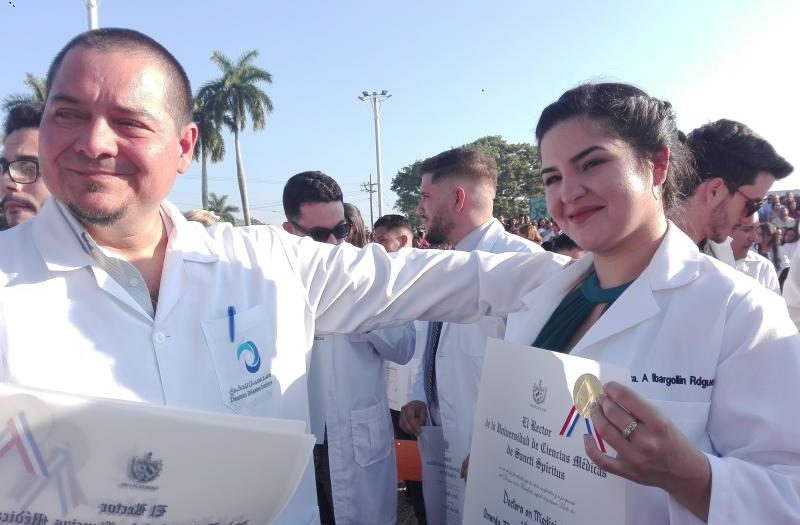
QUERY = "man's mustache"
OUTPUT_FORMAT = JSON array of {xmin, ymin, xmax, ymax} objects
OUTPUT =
[{"xmin": 0, "ymin": 193, "xmax": 36, "ymax": 211}]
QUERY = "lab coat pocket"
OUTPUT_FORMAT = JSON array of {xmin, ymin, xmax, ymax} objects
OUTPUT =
[
  {"xmin": 202, "ymin": 304, "xmax": 280, "ymax": 418},
  {"xmin": 351, "ymin": 402, "xmax": 392, "ymax": 467},
  {"xmin": 651, "ymin": 399, "xmax": 711, "ymax": 450}
]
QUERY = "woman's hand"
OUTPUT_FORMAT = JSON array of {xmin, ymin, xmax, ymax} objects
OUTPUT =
[{"xmin": 586, "ymin": 381, "xmax": 712, "ymax": 521}]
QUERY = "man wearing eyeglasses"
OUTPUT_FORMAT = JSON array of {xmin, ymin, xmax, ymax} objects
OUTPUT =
[
  {"xmin": 673, "ymin": 119, "xmax": 792, "ymax": 266},
  {"xmin": 0, "ymin": 101, "xmax": 50, "ymax": 227},
  {"xmin": 282, "ymin": 171, "xmax": 415, "ymax": 525}
]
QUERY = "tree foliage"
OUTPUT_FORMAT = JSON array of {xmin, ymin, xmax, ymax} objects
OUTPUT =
[
  {"xmin": 198, "ymin": 50, "xmax": 273, "ymax": 226},
  {"xmin": 192, "ymin": 93, "xmax": 226, "ymax": 210},
  {"xmin": 390, "ymin": 136, "xmax": 544, "ymax": 225},
  {"xmin": 207, "ymin": 192, "xmax": 241, "ymax": 224},
  {"xmin": 2, "ymin": 73, "xmax": 46, "ymax": 113}
]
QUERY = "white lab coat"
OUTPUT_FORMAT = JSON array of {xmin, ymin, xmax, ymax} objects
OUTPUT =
[
  {"xmin": 309, "ymin": 327, "xmax": 414, "ymax": 525},
  {"xmin": 503, "ymin": 224, "xmax": 800, "ymax": 524},
  {"xmin": 410, "ymin": 220, "xmax": 543, "ymax": 454},
  {"xmin": 735, "ymin": 250, "xmax": 780, "ymax": 294},
  {"xmin": 0, "ymin": 199, "xmax": 568, "ymax": 525},
  {"xmin": 783, "ymin": 243, "xmax": 800, "ymax": 327},
  {"xmin": 703, "ymin": 238, "xmax": 736, "ymax": 267}
]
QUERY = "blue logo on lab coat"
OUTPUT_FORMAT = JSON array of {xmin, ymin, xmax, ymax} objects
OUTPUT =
[{"xmin": 236, "ymin": 340, "xmax": 261, "ymax": 373}]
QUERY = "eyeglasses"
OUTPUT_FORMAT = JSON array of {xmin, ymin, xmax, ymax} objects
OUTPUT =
[
  {"xmin": 290, "ymin": 219, "xmax": 351, "ymax": 243},
  {"xmin": 0, "ymin": 159, "xmax": 39, "ymax": 184},
  {"xmin": 735, "ymin": 188, "xmax": 764, "ymax": 217}
]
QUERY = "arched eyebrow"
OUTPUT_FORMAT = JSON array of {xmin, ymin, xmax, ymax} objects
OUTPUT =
[{"xmin": 541, "ymin": 145, "xmax": 607, "ymax": 175}]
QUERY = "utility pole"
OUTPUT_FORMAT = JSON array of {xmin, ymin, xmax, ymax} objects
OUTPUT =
[
  {"xmin": 84, "ymin": 0, "xmax": 99, "ymax": 29},
  {"xmin": 358, "ymin": 90, "xmax": 391, "ymax": 217},
  {"xmin": 360, "ymin": 174, "xmax": 377, "ymax": 228}
]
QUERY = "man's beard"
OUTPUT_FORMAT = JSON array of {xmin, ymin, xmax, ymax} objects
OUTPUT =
[
  {"xmin": 424, "ymin": 210, "xmax": 454, "ymax": 246},
  {"xmin": 68, "ymin": 202, "xmax": 128, "ymax": 227},
  {"xmin": 707, "ymin": 200, "xmax": 734, "ymax": 243}
]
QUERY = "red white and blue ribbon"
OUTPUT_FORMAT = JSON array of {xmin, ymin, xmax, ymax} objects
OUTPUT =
[{"xmin": 559, "ymin": 405, "xmax": 606, "ymax": 453}]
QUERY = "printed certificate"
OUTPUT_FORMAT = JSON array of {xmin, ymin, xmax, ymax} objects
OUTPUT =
[
  {"xmin": 0, "ymin": 383, "xmax": 315, "ymax": 525},
  {"xmin": 463, "ymin": 338, "xmax": 630, "ymax": 524},
  {"xmin": 418, "ymin": 426, "xmax": 467, "ymax": 525}
]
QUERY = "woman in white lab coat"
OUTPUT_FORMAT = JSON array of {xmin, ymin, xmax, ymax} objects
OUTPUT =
[{"xmin": 503, "ymin": 83, "xmax": 800, "ymax": 523}]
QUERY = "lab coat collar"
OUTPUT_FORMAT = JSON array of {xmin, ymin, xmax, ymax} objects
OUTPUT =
[
  {"xmin": 516, "ymin": 222, "xmax": 701, "ymax": 350},
  {"xmin": 161, "ymin": 200, "xmax": 220, "ymax": 264},
  {"xmin": 32, "ymin": 199, "xmax": 220, "ymax": 273},
  {"xmin": 475, "ymin": 218, "xmax": 508, "ymax": 252}
]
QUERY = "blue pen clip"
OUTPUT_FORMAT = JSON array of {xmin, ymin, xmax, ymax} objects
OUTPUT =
[{"xmin": 228, "ymin": 306, "xmax": 236, "ymax": 343}]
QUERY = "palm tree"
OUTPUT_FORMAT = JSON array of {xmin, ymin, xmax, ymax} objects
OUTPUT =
[
  {"xmin": 207, "ymin": 192, "xmax": 240, "ymax": 224},
  {"xmin": 192, "ymin": 93, "xmax": 226, "ymax": 210},
  {"xmin": 198, "ymin": 50, "xmax": 273, "ymax": 226},
  {"xmin": 2, "ymin": 73, "xmax": 46, "ymax": 113}
]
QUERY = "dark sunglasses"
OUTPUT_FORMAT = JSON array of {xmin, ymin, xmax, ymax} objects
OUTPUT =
[
  {"xmin": 291, "ymin": 220, "xmax": 351, "ymax": 243},
  {"xmin": 735, "ymin": 188, "xmax": 764, "ymax": 217}
]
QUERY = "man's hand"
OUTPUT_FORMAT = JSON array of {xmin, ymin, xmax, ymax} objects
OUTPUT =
[{"xmin": 399, "ymin": 400, "xmax": 428, "ymax": 436}]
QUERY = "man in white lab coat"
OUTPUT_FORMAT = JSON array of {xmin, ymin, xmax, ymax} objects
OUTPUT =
[
  {"xmin": 673, "ymin": 119, "xmax": 793, "ymax": 264},
  {"xmin": 399, "ymin": 148, "xmax": 542, "ymax": 507},
  {"xmin": 731, "ymin": 212, "xmax": 780, "ymax": 293},
  {"xmin": 0, "ymin": 29, "xmax": 569, "ymax": 525},
  {"xmin": 282, "ymin": 172, "xmax": 415, "ymax": 525}
]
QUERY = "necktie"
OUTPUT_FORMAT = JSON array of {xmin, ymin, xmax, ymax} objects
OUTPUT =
[{"xmin": 423, "ymin": 321, "xmax": 444, "ymax": 409}]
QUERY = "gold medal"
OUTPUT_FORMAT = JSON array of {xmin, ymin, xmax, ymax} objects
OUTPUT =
[{"xmin": 572, "ymin": 373, "xmax": 603, "ymax": 418}]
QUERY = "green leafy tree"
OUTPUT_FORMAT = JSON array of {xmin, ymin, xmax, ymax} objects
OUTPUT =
[
  {"xmin": 390, "ymin": 136, "xmax": 544, "ymax": 223},
  {"xmin": 2, "ymin": 73, "xmax": 46, "ymax": 113},
  {"xmin": 390, "ymin": 160, "xmax": 424, "ymax": 228},
  {"xmin": 192, "ymin": 93, "xmax": 226, "ymax": 210},
  {"xmin": 207, "ymin": 192, "xmax": 240, "ymax": 224},
  {"xmin": 198, "ymin": 50, "xmax": 274, "ymax": 226}
]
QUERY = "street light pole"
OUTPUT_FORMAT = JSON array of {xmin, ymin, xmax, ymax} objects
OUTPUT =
[
  {"xmin": 358, "ymin": 90, "xmax": 391, "ymax": 217},
  {"xmin": 85, "ymin": 0, "xmax": 98, "ymax": 30}
]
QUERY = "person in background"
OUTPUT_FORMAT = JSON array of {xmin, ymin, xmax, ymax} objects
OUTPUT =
[
  {"xmin": 731, "ymin": 213, "xmax": 780, "ymax": 293},
  {"xmin": 283, "ymin": 173, "xmax": 415, "ymax": 525},
  {"xmin": 371, "ymin": 212, "xmax": 428, "ymax": 524},
  {"xmin": 517, "ymin": 223, "xmax": 542, "ymax": 244},
  {"xmin": 183, "ymin": 209, "xmax": 219, "ymax": 227},
  {"xmin": 400, "ymin": 147, "xmax": 546, "ymax": 519},
  {"xmin": 551, "ymin": 232, "xmax": 586, "ymax": 259},
  {"xmin": 760, "ymin": 193, "xmax": 778, "ymax": 223},
  {"xmin": 0, "ymin": 101, "xmax": 50, "ymax": 227},
  {"xmin": 373, "ymin": 213, "xmax": 414, "ymax": 253},
  {"xmin": 501, "ymin": 82, "xmax": 800, "ymax": 522},
  {"xmin": 674, "ymin": 119, "xmax": 793, "ymax": 265},
  {"xmin": 778, "ymin": 225, "xmax": 799, "ymax": 286},
  {"xmin": 772, "ymin": 205, "xmax": 797, "ymax": 231},
  {"xmin": 756, "ymin": 222, "xmax": 782, "ymax": 272},
  {"xmin": 343, "ymin": 202, "xmax": 367, "ymax": 247}
]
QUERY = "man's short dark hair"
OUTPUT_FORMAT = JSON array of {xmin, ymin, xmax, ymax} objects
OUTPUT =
[
  {"xmin": 684, "ymin": 119, "xmax": 793, "ymax": 196},
  {"xmin": 552, "ymin": 233, "xmax": 580, "ymax": 252},
  {"xmin": 282, "ymin": 171, "xmax": 343, "ymax": 221},
  {"xmin": 45, "ymin": 28, "xmax": 192, "ymax": 127},
  {"xmin": 374, "ymin": 214, "xmax": 412, "ymax": 234},
  {"xmin": 3, "ymin": 101, "xmax": 44, "ymax": 137},
  {"xmin": 419, "ymin": 147, "xmax": 497, "ymax": 188}
]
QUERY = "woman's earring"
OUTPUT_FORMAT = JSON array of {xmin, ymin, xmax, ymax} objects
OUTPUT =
[{"xmin": 652, "ymin": 185, "xmax": 661, "ymax": 201}]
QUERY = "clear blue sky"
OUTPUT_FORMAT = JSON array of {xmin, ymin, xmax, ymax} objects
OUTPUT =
[{"xmin": 2, "ymin": 0, "xmax": 798, "ymax": 225}]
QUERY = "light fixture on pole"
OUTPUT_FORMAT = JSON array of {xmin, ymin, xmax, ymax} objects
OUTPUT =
[{"xmin": 358, "ymin": 90, "xmax": 391, "ymax": 217}]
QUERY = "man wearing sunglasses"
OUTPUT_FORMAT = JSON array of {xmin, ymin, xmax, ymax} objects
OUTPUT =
[
  {"xmin": 0, "ymin": 101, "xmax": 50, "ymax": 228},
  {"xmin": 282, "ymin": 171, "xmax": 415, "ymax": 525},
  {"xmin": 673, "ymin": 118, "xmax": 792, "ymax": 266}
]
